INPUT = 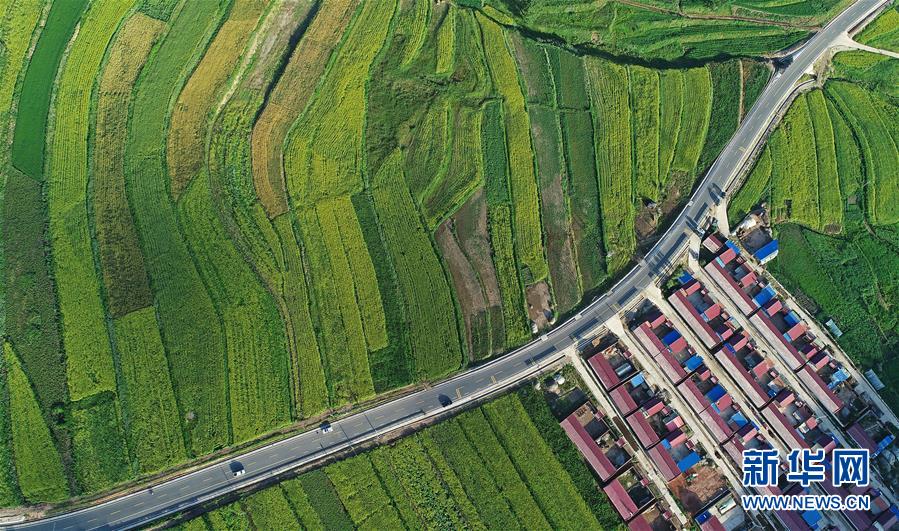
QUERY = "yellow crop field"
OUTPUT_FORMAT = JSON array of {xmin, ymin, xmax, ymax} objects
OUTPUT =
[
  {"xmin": 283, "ymin": 0, "xmax": 396, "ymax": 207},
  {"xmin": 167, "ymin": 0, "xmax": 267, "ymax": 198},
  {"xmin": 251, "ymin": 0, "xmax": 360, "ymax": 216},
  {"xmin": 94, "ymin": 14, "xmax": 164, "ymax": 318}
]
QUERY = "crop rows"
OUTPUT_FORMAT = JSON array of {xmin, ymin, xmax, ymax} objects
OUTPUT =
[
  {"xmin": 4, "ymin": 343, "xmax": 67, "ymax": 503},
  {"xmin": 299, "ymin": 206, "xmax": 375, "ymax": 404},
  {"xmin": 730, "ymin": 53, "xmax": 899, "ymax": 412},
  {"xmin": 93, "ymin": 14, "xmax": 163, "ymax": 318},
  {"xmin": 251, "ymin": 0, "xmax": 360, "ymax": 216},
  {"xmin": 10, "ymin": 0, "xmax": 87, "ymax": 178},
  {"xmin": 183, "ymin": 391, "xmax": 607, "ymax": 529},
  {"xmin": 480, "ymin": 14, "xmax": 549, "ymax": 282},
  {"xmin": 125, "ymin": 0, "xmax": 232, "ymax": 455},
  {"xmin": 167, "ymin": 0, "xmax": 266, "ymax": 198},
  {"xmin": 857, "ymin": 5, "xmax": 899, "ymax": 52},
  {"xmin": 586, "ymin": 59, "xmax": 636, "ymax": 274},
  {"xmin": 46, "ymin": 0, "xmax": 132, "ymax": 401},
  {"xmin": 283, "ymin": 0, "xmax": 395, "ymax": 207},
  {"xmin": 3, "ymin": 0, "xmax": 873, "ymax": 506},
  {"xmin": 372, "ymin": 154, "xmax": 463, "ymax": 379},
  {"xmin": 436, "ymin": 7, "xmax": 456, "ymax": 75},
  {"xmin": 0, "ymin": 5, "xmax": 51, "ymax": 503}
]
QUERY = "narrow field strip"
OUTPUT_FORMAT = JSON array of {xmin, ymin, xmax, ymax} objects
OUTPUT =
[
  {"xmin": 372, "ymin": 152, "xmax": 463, "ymax": 379},
  {"xmin": 94, "ymin": 13, "xmax": 163, "ymax": 318},
  {"xmin": 479, "ymin": 14, "xmax": 548, "ymax": 282},
  {"xmin": 585, "ymin": 58, "xmax": 635, "ymax": 274},
  {"xmin": 4, "ymin": 342, "xmax": 68, "ymax": 503},
  {"xmin": 47, "ymin": 0, "xmax": 133, "ymax": 401},
  {"xmin": 283, "ymin": 0, "xmax": 395, "ymax": 207},
  {"xmin": 113, "ymin": 308, "xmax": 186, "ymax": 474},
  {"xmin": 179, "ymin": 171, "xmax": 292, "ymax": 443},
  {"xmin": 10, "ymin": 0, "xmax": 87, "ymax": 178}
]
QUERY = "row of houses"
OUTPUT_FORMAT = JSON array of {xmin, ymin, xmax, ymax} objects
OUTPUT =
[
  {"xmin": 559, "ymin": 232, "xmax": 897, "ymax": 530},
  {"xmin": 701, "ymin": 235, "xmax": 895, "ymax": 463},
  {"xmin": 561, "ymin": 400, "xmax": 679, "ymax": 530},
  {"xmin": 579, "ymin": 336, "xmax": 737, "ymax": 530}
]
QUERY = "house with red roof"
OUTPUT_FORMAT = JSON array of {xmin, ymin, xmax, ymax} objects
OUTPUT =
[
  {"xmin": 668, "ymin": 278, "xmax": 737, "ymax": 349},
  {"xmin": 560, "ymin": 402, "xmax": 632, "ymax": 482}
]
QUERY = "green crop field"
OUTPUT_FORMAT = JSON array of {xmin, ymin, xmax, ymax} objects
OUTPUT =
[
  {"xmin": 3, "ymin": 0, "xmax": 890, "ymax": 512},
  {"xmin": 730, "ymin": 52, "xmax": 899, "ymax": 413},
  {"xmin": 857, "ymin": 5, "xmax": 899, "ymax": 52},
  {"xmin": 175, "ymin": 391, "xmax": 614, "ymax": 529}
]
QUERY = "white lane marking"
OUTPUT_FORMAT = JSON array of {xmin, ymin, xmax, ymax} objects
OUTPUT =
[{"xmin": 203, "ymin": 476, "xmax": 215, "ymax": 483}]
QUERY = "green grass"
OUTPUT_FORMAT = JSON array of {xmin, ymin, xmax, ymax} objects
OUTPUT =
[
  {"xmin": 741, "ymin": 60, "xmax": 771, "ymax": 119},
  {"xmin": 657, "ymin": 70, "xmax": 684, "ymax": 192},
  {"xmin": 47, "ymin": 0, "xmax": 132, "ymax": 402},
  {"xmin": 697, "ymin": 61, "xmax": 741, "ymax": 175},
  {"xmin": 562, "ymin": 111, "xmax": 606, "ymax": 292},
  {"xmin": 553, "ymin": 48, "xmax": 589, "ymax": 111},
  {"xmin": 484, "ymin": 0, "xmax": 816, "ymax": 61},
  {"xmin": 0, "ymin": 343, "xmax": 20, "ymax": 507},
  {"xmin": 113, "ymin": 308, "xmax": 187, "ymax": 474},
  {"xmin": 482, "ymin": 394, "xmax": 600, "ymax": 529},
  {"xmin": 207, "ymin": 502, "xmax": 251, "ymax": 530},
  {"xmin": 482, "ymin": 100, "xmax": 512, "ymax": 206},
  {"xmin": 326, "ymin": 455, "xmax": 405, "ymax": 528},
  {"xmin": 124, "ymin": 0, "xmax": 231, "ymax": 455},
  {"xmin": 426, "ymin": 419, "xmax": 520, "ymax": 528},
  {"xmin": 489, "ymin": 205, "xmax": 531, "ymax": 346},
  {"xmin": 730, "ymin": 147, "xmax": 772, "ymax": 224},
  {"xmin": 4, "ymin": 342, "xmax": 67, "ymax": 503},
  {"xmin": 832, "ymin": 51, "xmax": 899, "ymax": 98},
  {"xmin": 299, "ymin": 470, "xmax": 354, "ymax": 530},
  {"xmin": 0, "ymin": 0, "xmax": 45, "ymax": 349},
  {"xmin": 671, "ymin": 67, "xmax": 713, "ymax": 176},
  {"xmin": 137, "ymin": 0, "xmax": 180, "ymax": 21},
  {"xmin": 529, "ymin": 105, "xmax": 581, "ymax": 313},
  {"xmin": 10, "ymin": 0, "xmax": 88, "ymax": 178},
  {"xmin": 351, "ymin": 193, "xmax": 413, "ymax": 392},
  {"xmin": 2, "ymin": 170, "xmax": 66, "ymax": 413}
]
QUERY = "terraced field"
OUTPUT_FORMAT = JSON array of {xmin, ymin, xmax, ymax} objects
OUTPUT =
[
  {"xmin": 173, "ymin": 390, "xmax": 619, "ymax": 530},
  {"xmin": 729, "ymin": 52, "xmax": 899, "ymax": 412},
  {"xmin": 0, "ymin": 0, "xmax": 849, "ymax": 509}
]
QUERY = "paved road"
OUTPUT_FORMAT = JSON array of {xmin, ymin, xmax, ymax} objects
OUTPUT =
[{"xmin": 12, "ymin": 0, "xmax": 889, "ymax": 529}]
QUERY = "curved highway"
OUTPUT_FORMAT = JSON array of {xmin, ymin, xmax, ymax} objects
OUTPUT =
[{"xmin": 13, "ymin": 0, "xmax": 889, "ymax": 528}]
